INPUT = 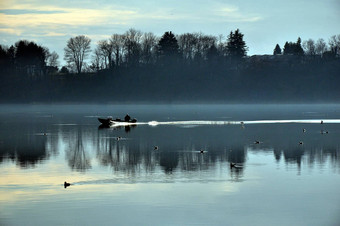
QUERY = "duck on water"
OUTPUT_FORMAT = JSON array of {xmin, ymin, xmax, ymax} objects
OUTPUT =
[{"xmin": 64, "ymin": 181, "xmax": 71, "ymax": 188}]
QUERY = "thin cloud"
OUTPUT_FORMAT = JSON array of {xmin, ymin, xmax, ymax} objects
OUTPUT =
[
  {"xmin": 0, "ymin": 27, "xmax": 22, "ymax": 35},
  {"xmin": 219, "ymin": 7, "xmax": 239, "ymax": 13},
  {"xmin": 43, "ymin": 32, "xmax": 65, "ymax": 37},
  {"xmin": 130, "ymin": 4, "xmax": 262, "ymax": 24},
  {"xmin": 0, "ymin": 9, "xmax": 65, "ymax": 14},
  {"xmin": 30, "ymin": 31, "xmax": 66, "ymax": 37},
  {"xmin": 0, "ymin": 3, "xmax": 137, "ymax": 28},
  {"xmin": 215, "ymin": 6, "xmax": 263, "ymax": 23},
  {"xmin": 1, "ymin": 1, "xmax": 262, "ymax": 28}
]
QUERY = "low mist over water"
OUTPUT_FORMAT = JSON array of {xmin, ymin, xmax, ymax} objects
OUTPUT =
[{"xmin": 1, "ymin": 104, "xmax": 340, "ymax": 225}]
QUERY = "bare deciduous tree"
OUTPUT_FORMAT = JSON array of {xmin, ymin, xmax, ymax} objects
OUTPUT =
[
  {"xmin": 123, "ymin": 28, "xmax": 142, "ymax": 66},
  {"xmin": 97, "ymin": 40, "xmax": 114, "ymax": 69},
  {"xmin": 315, "ymin": 38, "xmax": 327, "ymax": 55},
  {"xmin": 90, "ymin": 48, "xmax": 105, "ymax": 72},
  {"xmin": 178, "ymin": 32, "xmax": 217, "ymax": 62},
  {"xmin": 328, "ymin": 35, "xmax": 340, "ymax": 56},
  {"xmin": 64, "ymin": 35, "xmax": 91, "ymax": 74},
  {"xmin": 47, "ymin": 51, "xmax": 59, "ymax": 67},
  {"xmin": 302, "ymin": 39, "xmax": 316, "ymax": 55},
  {"xmin": 141, "ymin": 32, "xmax": 158, "ymax": 64},
  {"xmin": 110, "ymin": 34, "xmax": 125, "ymax": 67},
  {"xmin": 178, "ymin": 33, "xmax": 198, "ymax": 61}
]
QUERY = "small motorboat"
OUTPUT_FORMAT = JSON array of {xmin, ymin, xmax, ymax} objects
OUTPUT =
[{"xmin": 98, "ymin": 115, "xmax": 137, "ymax": 126}]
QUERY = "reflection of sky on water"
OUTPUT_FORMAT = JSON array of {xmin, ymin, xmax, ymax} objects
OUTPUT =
[
  {"xmin": 1, "ymin": 150, "xmax": 339, "ymax": 226},
  {"xmin": 1, "ymin": 104, "xmax": 340, "ymax": 225}
]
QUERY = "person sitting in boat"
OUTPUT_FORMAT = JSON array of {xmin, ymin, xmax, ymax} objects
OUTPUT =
[{"xmin": 124, "ymin": 114, "xmax": 131, "ymax": 122}]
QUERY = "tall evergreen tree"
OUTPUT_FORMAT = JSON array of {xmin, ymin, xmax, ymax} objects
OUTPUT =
[
  {"xmin": 273, "ymin": 44, "xmax": 282, "ymax": 55},
  {"xmin": 14, "ymin": 40, "xmax": 47, "ymax": 75},
  {"xmin": 0, "ymin": 45, "xmax": 10, "ymax": 71},
  {"xmin": 157, "ymin": 31, "xmax": 179, "ymax": 58},
  {"xmin": 295, "ymin": 37, "xmax": 304, "ymax": 55},
  {"xmin": 226, "ymin": 29, "xmax": 247, "ymax": 59},
  {"xmin": 283, "ymin": 38, "xmax": 304, "ymax": 55},
  {"xmin": 15, "ymin": 40, "xmax": 47, "ymax": 66}
]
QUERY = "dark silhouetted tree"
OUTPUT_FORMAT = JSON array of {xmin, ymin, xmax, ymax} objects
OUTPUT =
[
  {"xmin": 283, "ymin": 38, "xmax": 304, "ymax": 55},
  {"xmin": 273, "ymin": 44, "xmax": 282, "ymax": 55},
  {"xmin": 328, "ymin": 34, "xmax": 340, "ymax": 56},
  {"xmin": 178, "ymin": 33, "xmax": 198, "ymax": 62},
  {"xmin": 195, "ymin": 33, "xmax": 216, "ymax": 63},
  {"xmin": 47, "ymin": 51, "xmax": 59, "ymax": 67},
  {"xmin": 157, "ymin": 31, "xmax": 179, "ymax": 60},
  {"xmin": 14, "ymin": 40, "xmax": 47, "ymax": 76},
  {"xmin": 140, "ymin": 32, "xmax": 158, "ymax": 64},
  {"xmin": 7, "ymin": 45, "xmax": 15, "ymax": 63},
  {"xmin": 60, "ymin": 66, "xmax": 69, "ymax": 74},
  {"xmin": 283, "ymin": 42, "xmax": 290, "ymax": 54},
  {"xmin": 0, "ymin": 45, "xmax": 11, "ymax": 72},
  {"xmin": 110, "ymin": 34, "xmax": 125, "ymax": 67},
  {"xmin": 206, "ymin": 44, "xmax": 220, "ymax": 67},
  {"xmin": 296, "ymin": 37, "xmax": 304, "ymax": 55},
  {"xmin": 97, "ymin": 40, "xmax": 114, "ymax": 69},
  {"xmin": 178, "ymin": 32, "xmax": 216, "ymax": 64},
  {"xmin": 226, "ymin": 29, "xmax": 247, "ymax": 59},
  {"xmin": 123, "ymin": 28, "xmax": 142, "ymax": 66},
  {"xmin": 90, "ymin": 48, "xmax": 105, "ymax": 72},
  {"xmin": 64, "ymin": 35, "xmax": 91, "ymax": 74}
]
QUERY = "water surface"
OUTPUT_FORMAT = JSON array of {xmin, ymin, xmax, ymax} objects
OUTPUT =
[{"xmin": 1, "ymin": 104, "xmax": 340, "ymax": 226}]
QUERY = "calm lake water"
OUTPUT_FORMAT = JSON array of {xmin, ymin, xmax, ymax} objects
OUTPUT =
[{"xmin": 1, "ymin": 104, "xmax": 340, "ymax": 226}]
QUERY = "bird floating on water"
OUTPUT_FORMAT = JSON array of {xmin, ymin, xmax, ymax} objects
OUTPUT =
[
  {"xmin": 254, "ymin": 140, "xmax": 261, "ymax": 144},
  {"xmin": 154, "ymin": 146, "xmax": 159, "ymax": 150},
  {"xmin": 64, "ymin": 181, "xmax": 71, "ymax": 188},
  {"xmin": 200, "ymin": 149, "xmax": 204, "ymax": 154},
  {"xmin": 302, "ymin": 129, "xmax": 306, "ymax": 133},
  {"xmin": 230, "ymin": 162, "xmax": 243, "ymax": 169},
  {"xmin": 299, "ymin": 141, "xmax": 304, "ymax": 145}
]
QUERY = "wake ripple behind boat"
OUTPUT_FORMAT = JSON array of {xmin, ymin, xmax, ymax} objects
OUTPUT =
[
  {"xmin": 98, "ymin": 117, "xmax": 137, "ymax": 126},
  {"xmin": 98, "ymin": 118, "xmax": 340, "ymax": 128}
]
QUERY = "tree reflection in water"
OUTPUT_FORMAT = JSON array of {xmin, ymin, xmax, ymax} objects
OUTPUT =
[
  {"xmin": 66, "ymin": 129, "xmax": 91, "ymax": 172},
  {"xmin": 159, "ymin": 151, "xmax": 179, "ymax": 174},
  {"xmin": 1, "ymin": 121, "xmax": 340, "ymax": 176}
]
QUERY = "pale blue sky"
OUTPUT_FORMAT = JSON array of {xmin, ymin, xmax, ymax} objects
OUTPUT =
[{"xmin": 0, "ymin": 0, "xmax": 339, "ymax": 65}]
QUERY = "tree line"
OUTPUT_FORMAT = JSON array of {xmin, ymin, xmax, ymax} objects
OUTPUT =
[
  {"xmin": 62, "ymin": 29, "xmax": 249, "ymax": 74},
  {"xmin": 63, "ymin": 31, "xmax": 340, "ymax": 74},
  {"xmin": 0, "ymin": 29, "xmax": 339, "ymax": 103},
  {"xmin": 1, "ymin": 29, "xmax": 339, "ymax": 75}
]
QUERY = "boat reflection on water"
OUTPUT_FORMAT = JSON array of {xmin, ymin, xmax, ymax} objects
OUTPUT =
[{"xmin": 98, "ymin": 123, "xmax": 137, "ymax": 133}]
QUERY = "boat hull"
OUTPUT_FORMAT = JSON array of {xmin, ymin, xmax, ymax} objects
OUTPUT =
[
  {"xmin": 98, "ymin": 117, "xmax": 137, "ymax": 125},
  {"xmin": 98, "ymin": 118, "xmax": 113, "ymax": 125}
]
